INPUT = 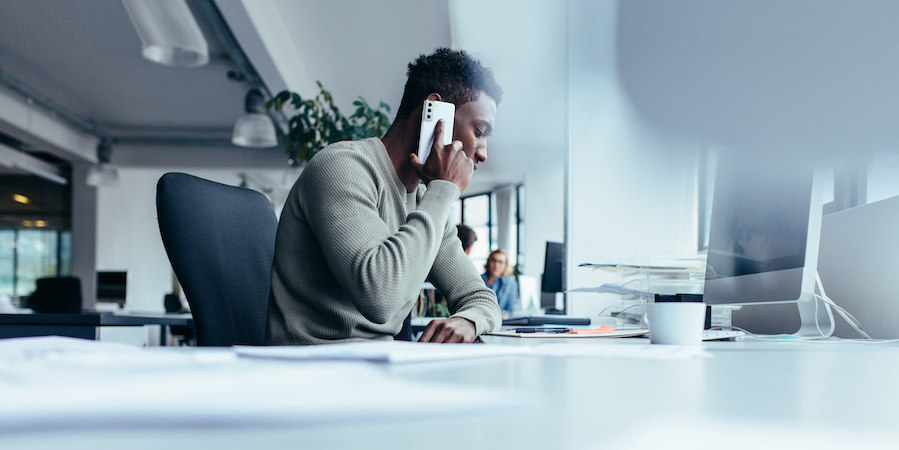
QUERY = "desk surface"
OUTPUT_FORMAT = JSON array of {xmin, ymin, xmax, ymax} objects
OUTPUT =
[
  {"xmin": 2, "ymin": 336, "xmax": 898, "ymax": 450},
  {"xmin": 0, "ymin": 312, "xmax": 192, "ymax": 326}
]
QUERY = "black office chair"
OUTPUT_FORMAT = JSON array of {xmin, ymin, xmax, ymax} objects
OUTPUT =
[
  {"xmin": 156, "ymin": 173, "xmax": 277, "ymax": 346},
  {"xmin": 27, "ymin": 276, "xmax": 83, "ymax": 314}
]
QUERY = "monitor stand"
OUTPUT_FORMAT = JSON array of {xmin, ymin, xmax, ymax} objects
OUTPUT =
[
  {"xmin": 728, "ymin": 279, "xmax": 835, "ymax": 338},
  {"xmin": 795, "ymin": 277, "xmax": 835, "ymax": 337}
]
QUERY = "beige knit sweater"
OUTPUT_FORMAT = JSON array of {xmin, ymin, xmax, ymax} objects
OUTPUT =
[{"xmin": 266, "ymin": 138, "xmax": 501, "ymax": 345}]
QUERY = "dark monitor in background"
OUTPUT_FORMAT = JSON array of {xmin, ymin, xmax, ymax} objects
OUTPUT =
[
  {"xmin": 703, "ymin": 153, "xmax": 831, "ymax": 336},
  {"xmin": 541, "ymin": 242, "xmax": 564, "ymax": 312},
  {"xmin": 96, "ymin": 271, "xmax": 127, "ymax": 306}
]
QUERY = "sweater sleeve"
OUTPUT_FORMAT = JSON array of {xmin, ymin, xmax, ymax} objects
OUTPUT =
[
  {"xmin": 301, "ymin": 148, "xmax": 459, "ymax": 324},
  {"xmin": 427, "ymin": 220, "xmax": 503, "ymax": 335}
]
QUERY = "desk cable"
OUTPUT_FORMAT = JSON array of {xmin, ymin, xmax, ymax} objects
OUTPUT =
[
  {"xmin": 814, "ymin": 272, "xmax": 871, "ymax": 339},
  {"xmin": 719, "ymin": 273, "xmax": 871, "ymax": 342}
]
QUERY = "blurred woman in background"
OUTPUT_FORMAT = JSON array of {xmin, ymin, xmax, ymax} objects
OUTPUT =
[{"xmin": 482, "ymin": 249, "xmax": 518, "ymax": 319}]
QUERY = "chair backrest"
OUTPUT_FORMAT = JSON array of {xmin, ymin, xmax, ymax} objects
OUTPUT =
[
  {"xmin": 28, "ymin": 277, "xmax": 83, "ymax": 313},
  {"xmin": 156, "ymin": 173, "xmax": 277, "ymax": 346}
]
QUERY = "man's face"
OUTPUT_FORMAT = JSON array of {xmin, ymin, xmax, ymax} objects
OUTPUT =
[{"xmin": 452, "ymin": 92, "xmax": 497, "ymax": 171}]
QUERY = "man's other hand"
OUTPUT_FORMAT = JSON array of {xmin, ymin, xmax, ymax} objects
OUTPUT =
[
  {"xmin": 409, "ymin": 119, "xmax": 474, "ymax": 193},
  {"xmin": 418, "ymin": 317, "xmax": 477, "ymax": 343}
]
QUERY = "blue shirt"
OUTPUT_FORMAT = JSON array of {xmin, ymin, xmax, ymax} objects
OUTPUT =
[{"xmin": 481, "ymin": 274, "xmax": 518, "ymax": 316}]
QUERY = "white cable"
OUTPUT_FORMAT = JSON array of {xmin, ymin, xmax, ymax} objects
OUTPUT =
[
  {"xmin": 815, "ymin": 272, "xmax": 872, "ymax": 339},
  {"xmin": 813, "ymin": 285, "xmax": 823, "ymax": 337},
  {"xmin": 815, "ymin": 294, "xmax": 872, "ymax": 339},
  {"xmin": 819, "ymin": 294, "xmax": 865, "ymax": 330}
]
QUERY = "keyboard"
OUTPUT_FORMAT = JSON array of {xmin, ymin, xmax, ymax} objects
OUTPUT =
[
  {"xmin": 502, "ymin": 315, "xmax": 592, "ymax": 326},
  {"xmin": 702, "ymin": 329, "xmax": 746, "ymax": 341}
]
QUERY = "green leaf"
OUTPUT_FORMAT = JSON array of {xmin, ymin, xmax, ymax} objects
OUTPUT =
[{"xmin": 270, "ymin": 80, "xmax": 392, "ymax": 157}]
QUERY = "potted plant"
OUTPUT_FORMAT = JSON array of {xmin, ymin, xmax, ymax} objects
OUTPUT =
[{"xmin": 266, "ymin": 81, "xmax": 392, "ymax": 165}]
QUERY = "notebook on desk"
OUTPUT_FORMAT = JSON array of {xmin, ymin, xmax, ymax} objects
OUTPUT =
[{"xmin": 502, "ymin": 315, "xmax": 591, "ymax": 326}]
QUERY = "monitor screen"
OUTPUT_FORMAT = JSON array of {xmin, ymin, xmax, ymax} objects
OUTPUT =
[
  {"xmin": 96, "ymin": 271, "xmax": 127, "ymax": 305},
  {"xmin": 541, "ymin": 242, "xmax": 564, "ymax": 294},
  {"xmin": 704, "ymin": 153, "xmax": 824, "ymax": 334}
]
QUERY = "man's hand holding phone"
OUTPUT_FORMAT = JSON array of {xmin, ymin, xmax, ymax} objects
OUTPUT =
[{"xmin": 410, "ymin": 118, "xmax": 474, "ymax": 193}]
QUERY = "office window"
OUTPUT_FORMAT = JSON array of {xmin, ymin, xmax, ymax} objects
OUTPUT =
[
  {"xmin": 867, "ymin": 152, "xmax": 899, "ymax": 204},
  {"xmin": 463, "ymin": 194, "xmax": 491, "ymax": 271},
  {"xmin": 818, "ymin": 153, "xmax": 899, "ymax": 215},
  {"xmin": 0, "ymin": 174, "xmax": 72, "ymax": 298},
  {"xmin": 454, "ymin": 185, "xmax": 524, "ymax": 274},
  {"xmin": 15, "ymin": 230, "xmax": 58, "ymax": 296},
  {"xmin": 449, "ymin": 201, "xmax": 462, "ymax": 227},
  {"xmin": 0, "ymin": 229, "xmax": 70, "ymax": 297},
  {"xmin": 697, "ymin": 149, "xmax": 717, "ymax": 252},
  {"xmin": 0, "ymin": 230, "xmax": 14, "ymax": 295}
]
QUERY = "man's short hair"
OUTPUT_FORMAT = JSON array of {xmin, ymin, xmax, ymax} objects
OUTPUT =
[
  {"xmin": 456, "ymin": 224, "xmax": 477, "ymax": 251},
  {"xmin": 395, "ymin": 48, "xmax": 503, "ymax": 121}
]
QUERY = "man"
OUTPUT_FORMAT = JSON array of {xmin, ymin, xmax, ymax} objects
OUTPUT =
[
  {"xmin": 266, "ymin": 48, "xmax": 503, "ymax": 345},
  {"xmin": 456, "ymin": 224, "xmax": 477, "ymax": 256}
]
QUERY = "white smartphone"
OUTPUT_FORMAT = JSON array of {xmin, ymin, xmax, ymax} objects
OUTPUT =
[{"xmin": 417, "ymin": 99, "xmax": 455, "ymax": 164}]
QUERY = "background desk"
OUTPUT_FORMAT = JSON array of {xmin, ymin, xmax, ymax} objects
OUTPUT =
[
  {"xmin": 0, "ymin": 312, "xmax": 193, "ymax": 345},
  {"xmin": 2, "ymin": 338, "xmax": 898, "ymax": 449}
]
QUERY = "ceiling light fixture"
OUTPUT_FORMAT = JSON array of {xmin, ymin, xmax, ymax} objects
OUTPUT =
[
  {"xmin": 121, "ymin": 0, "xmax": 210, "ymax": 68},
  {"xmin": 12, "ymin": 163, "xmax": 68, "ymax": 185},
  {"xmin": 12, "ymin": 194, "xmax": 29, "ymax": 204},
  {"xmin": 86, "ymin": 140, "xmax": 120, "ymax": 187},
  {"xmin": 232, "ymin": 88, "xmax": 278, "ymax": 148}
]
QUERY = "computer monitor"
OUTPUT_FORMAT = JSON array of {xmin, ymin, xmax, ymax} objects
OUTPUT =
[
  {"xmin": 541, "ymin": 242, "xmax": 564, "ymax": 311},
  {"xmin": 703, "ymin": 153, "xmax": 832, "ymax": 336},
  {"xmin": 96, "ymin": 271, "xmax": 127, "ymax": 306}
]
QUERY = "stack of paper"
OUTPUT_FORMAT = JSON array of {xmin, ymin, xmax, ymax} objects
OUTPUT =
[{"xmin": 234, "ymin": 340, "xmax": 532, "ymax": 363}]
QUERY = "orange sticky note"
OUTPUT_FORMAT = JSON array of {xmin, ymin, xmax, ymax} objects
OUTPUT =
[{"xmin": 565, "ymin": 325, "xmax": 616, "ymax": 335}]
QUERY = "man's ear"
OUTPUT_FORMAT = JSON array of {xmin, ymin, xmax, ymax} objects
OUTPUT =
[{"xmin": 426, "ymin": 93, "xmax": 442, "ymax": 101}]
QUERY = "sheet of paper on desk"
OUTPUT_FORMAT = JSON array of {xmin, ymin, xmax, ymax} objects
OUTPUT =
[
  {"xmin": 567, "ymin": 283, "xmax": 647, "ymax": 296},
  {"xmin": 532, "ymin": 344, "xmax": 711, "ymax": 360},
  {"xmin": 0, "ymin": 337, "xmax": 530, "ymax": 431},
  {"xmin": 235, "ymin": 340, "xmax": 532, "ymax": 363}
]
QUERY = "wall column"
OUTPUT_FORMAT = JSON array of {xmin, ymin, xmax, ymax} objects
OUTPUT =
[{"xmin": 70, "ymin": 164, "xmax": 97, "ymax": 309}]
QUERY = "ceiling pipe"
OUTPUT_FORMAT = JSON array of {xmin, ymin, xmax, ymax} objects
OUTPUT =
[
  {"xmin": 1, "ymin": 68, "xmax": 240, "ymax": 148},
  {"xmin": 0, "ymin": 68, "xmax": 113, "ymax": 142}
]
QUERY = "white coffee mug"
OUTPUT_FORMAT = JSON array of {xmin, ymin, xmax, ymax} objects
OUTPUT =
[{"xmin": 646, "ymin": 302, "xmax": 706, "ymax": 345}]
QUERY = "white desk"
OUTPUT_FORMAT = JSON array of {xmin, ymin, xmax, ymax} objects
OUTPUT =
[{"xmin": 2, "ymin": 337, "xmax": 899, "ymax": 449}]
